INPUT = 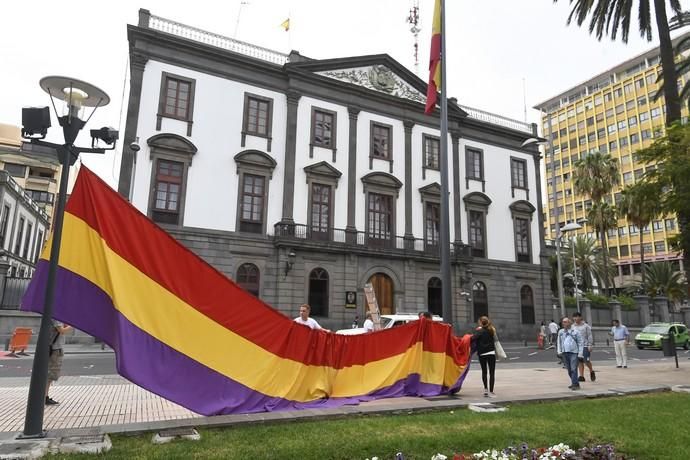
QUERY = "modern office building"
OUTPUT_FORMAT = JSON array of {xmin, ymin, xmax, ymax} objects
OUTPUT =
[
  {"xmin": 118, "ymin": 9, "xmax": 552, "ymax": 337},
  {"xmin": 535, "ymin": 32, "xmax": 690, "ymax": 288}
]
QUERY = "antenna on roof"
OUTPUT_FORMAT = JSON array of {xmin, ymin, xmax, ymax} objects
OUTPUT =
[
  {"xmin": 234, "ymin": 2, "xmax": 250, "ymax": 39},
  {"xmin": 407, "ymin": 1, "xmax": 421, "ymax": 76}
]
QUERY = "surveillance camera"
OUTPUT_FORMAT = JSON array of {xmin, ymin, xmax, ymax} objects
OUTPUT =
[
  {"xmin": 90, "ymin": 127, "xmax": 119, "ymax": 146},
  {"xmin": 130, "ymin": 142, "xmax": 141, "ymax": 152}
]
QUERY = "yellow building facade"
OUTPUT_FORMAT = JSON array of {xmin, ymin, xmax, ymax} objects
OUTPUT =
[{"xmin": 535, "ymin": 33, "xmax": 689, "ymax": 287}]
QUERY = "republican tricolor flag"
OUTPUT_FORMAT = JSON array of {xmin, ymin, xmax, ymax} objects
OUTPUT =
[
  {"xmin": 22, "ymin": 167, "xmax": 472, "ymax": 416},
  {"xmin": 425, "ymin": 0, "xmax": 442, "ymax": 114}
]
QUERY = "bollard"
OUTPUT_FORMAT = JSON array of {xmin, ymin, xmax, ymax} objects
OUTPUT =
[{"xmin": 606, "ymin": 338, "xmax": 609, "ymax": 346}]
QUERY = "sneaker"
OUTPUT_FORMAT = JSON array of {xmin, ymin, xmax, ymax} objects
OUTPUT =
[
  {"xmin": 45, "ymin": 397, "xmax": 59, "ymax": 406},
  {"xmin": 578, "ymin": 376, "xmax": 586, "ymax": 382},
  {"xmin": 623, "ymin": 366, "xmax": 627, "ymax": 368},
  {"xmin": 483, "ymin": 389, "xmax": 488, "ymax": 397},
  {"xmin": 488, "ymin": 392, "xmax": 496, "ymax": 398},
  {"xmin": 590, "ymin": 371, "xmax": 596, "ymax": 382},
  {"xmin": 570, "ymin": 384, "xmax": 581, "ymax": 390},
  {"xmin": 616, "ymin": 365, "xmax": 622, "ymax": 368}
]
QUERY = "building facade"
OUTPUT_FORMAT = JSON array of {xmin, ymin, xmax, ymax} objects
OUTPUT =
[
  {"xmin": 535, "ymin": 33, "xmax": 690, "ymax": 288},
  {"xmin": 0, "ymin": 169, "xmax": 49, "ymax": 278},
  {"xmin": 118, "ymin": 9, "xmax": 552, "ymax": 337},
  {"xmin": 0, "ymin": 123, "xmax": 62, "ymax": 225}
]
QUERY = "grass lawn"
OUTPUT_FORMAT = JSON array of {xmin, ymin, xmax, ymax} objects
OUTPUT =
[{"xmin": 52, "ymin": 392, "xmax": 689, "ymax": 459}]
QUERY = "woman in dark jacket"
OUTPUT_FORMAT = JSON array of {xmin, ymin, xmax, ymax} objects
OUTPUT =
[{"xmin": 473, "ymin": 315, "xmax": 497, "ymax": 397}]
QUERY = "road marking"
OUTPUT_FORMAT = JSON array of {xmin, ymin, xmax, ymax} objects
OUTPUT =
[
  {"xmin": 83, "ymin": 365, "xmax": 95, "ymax": 369},
  {"xmin": 528, "ymin": 352, "xmax": 538, "ymax": 356},
  {"xmin": 509, "ymin": 357, "xmax": 520, "ymax": 360},
  {"xmin": 602, "ymin": 350, "xmax": 610, "ymax": 354}
]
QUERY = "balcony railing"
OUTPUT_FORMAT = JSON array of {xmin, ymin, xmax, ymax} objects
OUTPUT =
[
  {"xmin": 273, "ymin": 223, "xmax": 471, "ymax": 259},
  {"xmin": 146, "ymin": 13, "xmax": 290, "ymax": 65},
  {"xmin": 0, "ymin": 171, "xmax": 49, "ymax": 221},
  {"xmin": 459, "ymin": 104, "xmax": 534, "ymax": 134}
]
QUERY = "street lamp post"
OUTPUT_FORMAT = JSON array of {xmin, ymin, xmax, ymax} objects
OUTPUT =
[
  {"xmin": 19, "ymin": 77, "xmax": 117, "ymax": 438},
  {"xmin": 561, "ymin": 221, "xmax": 583, "ymax": 311},
  {"xmin": 521, "ymin": 126, "xmax": 565, "ymax": 318}
]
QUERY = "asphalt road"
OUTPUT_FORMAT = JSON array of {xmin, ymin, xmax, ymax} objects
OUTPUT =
[
  {"xmin": 0, "ymin": 354, "xmax": 117, "ymax": 378},
  {"xmin": 1, "ymin": 346, "xmax": 688, "ymax": 378}
]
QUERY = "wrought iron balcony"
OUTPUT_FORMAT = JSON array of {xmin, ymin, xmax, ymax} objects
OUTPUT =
[{"xmin": 273, "ymin": 223, "xmax": 471, "ymax": 260}]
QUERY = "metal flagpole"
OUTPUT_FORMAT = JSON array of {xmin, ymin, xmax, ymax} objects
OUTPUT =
[{"xmin": 439, "ymin": 0, "xmax": 452, "ymax": 327}]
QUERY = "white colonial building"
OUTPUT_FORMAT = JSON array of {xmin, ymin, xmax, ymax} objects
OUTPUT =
[{"xmin": 118, "ymin": 9, "xmax": 551, "ymax": 337}]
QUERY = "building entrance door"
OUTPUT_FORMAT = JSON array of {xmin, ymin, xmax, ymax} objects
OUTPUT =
[{"xmin": 366, "ymin": 273, "xmax": 394, "ymax": 315}]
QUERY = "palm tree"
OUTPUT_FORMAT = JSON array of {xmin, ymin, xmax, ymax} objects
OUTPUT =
[
  {"xmin": 573, "ymin": 152, "xmax": 620, "ymax": 293},
  {"xmin": 618, "ymin": 182, "xmax": 663, "ymax": 287},
  {"xmin": 555, "ymin": 0, "xmax": 684, "ymax": 125},
  {"xmin": 573, "ymin": 152, "xmax": 621, "ymax": 203},
  {"xmin": 561, "ymin": 235, "xmax": 610, "ymax": 293},
  {"xmin": 644, "ymin": 261, "xmax": 688, "ymax": 304},
  {"xmin": 587, "ymin": 201, "xmax": 619, "ymax": 291}
]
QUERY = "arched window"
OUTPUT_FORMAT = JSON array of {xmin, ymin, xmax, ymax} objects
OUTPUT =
[
  {"xmin": 308, "ymin": 268, "xmax": 329, "ymax": 316},
  {"xmin": 236, "ymin": 263, "xmax": 260, "ymax": 297},
  {"xmin": 427, "ymin": 277, "xmax": 442, "ymax": 316},
  {"xmin": 520, "ymin": 285, "xmax": 535, "ymax": 324},
  {"xmin": 472, "ymin": 281, "xmax": 488, "ymax": 322}
]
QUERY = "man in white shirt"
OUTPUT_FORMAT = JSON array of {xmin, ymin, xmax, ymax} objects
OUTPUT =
[
  {"xmin": 362, "ymin": 312, "xmax": 374, "ymax": 332},
  {"xmin": 548, "ymin": 319, "xmax": 559, "ymax": 346},
  {"xmin": 294, "ymin": 304, "xmax": 330, "ymax": 332},
  {"xmin": 609, "ymin": 319, "xmax": 630, "ymax": 368}
]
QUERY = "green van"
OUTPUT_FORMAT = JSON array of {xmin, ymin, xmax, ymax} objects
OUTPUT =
[{"xmin": 634, "ymin": 322, "xmax": 689, "ymax": 350}]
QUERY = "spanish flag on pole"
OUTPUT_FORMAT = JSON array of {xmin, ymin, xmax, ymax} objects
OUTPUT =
[{"xmin": 424, "ymin": 0, "xmax": 441, "ymax": 114}]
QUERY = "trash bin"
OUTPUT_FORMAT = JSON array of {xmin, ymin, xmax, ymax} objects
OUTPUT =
[{"xmin": 661, "ymin": 335, "xmax": 675, "ymax": 357}]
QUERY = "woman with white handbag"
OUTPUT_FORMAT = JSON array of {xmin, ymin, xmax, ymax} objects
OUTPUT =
[{"xmin": 472, "ymin": 316, "xmax": 507, "ymax": 398}]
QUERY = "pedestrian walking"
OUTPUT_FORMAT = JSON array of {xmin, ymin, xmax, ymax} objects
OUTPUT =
[
  {"xmin": 548, "ymin": 319, "xmax": 558, "ymax": 347},
  {"xmin": 572, "ymin": 312, "xmax": 596, "ymax": 382},
  {"xmin": 556, "ymin": 316, "xmax": 584, "ymax": 390},
  {"xmin": 472, "ymin": 316, "xmax": 499, "ymax": 398},
  {"xmin": 46, "ymin": 320, "xmax": 72, "ymax": 405},
  {"xmin": 539, "ymin": 321, "xmax": 547, "ymax": 348},
  {"xmin": 609, "ymin": 319, "xmax": 630, "ymax": 368}
]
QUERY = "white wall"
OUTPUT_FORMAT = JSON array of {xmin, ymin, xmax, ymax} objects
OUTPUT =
[
  {"xmin": 132, "ymin": 61, "xmax": 287, "ymax": 232},
  {"xmin": 131, "ymin": 59, "xmax": 542, "ymax": 265},
  {"xmin": 292, "ymin": 96, "xmax": 350, "ymax": 229},
  {"xmin": 458, "ymin": 139, "xmax": 541, "ymax": 263}
]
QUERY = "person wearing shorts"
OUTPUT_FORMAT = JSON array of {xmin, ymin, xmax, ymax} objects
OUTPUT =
[
  {"xmin": 572, "ymin": 312, "xmax": 595, "ymax": 382},
  {"xmin": 46, "ymin": 320, "xmax": 72, "ymax": 405}
]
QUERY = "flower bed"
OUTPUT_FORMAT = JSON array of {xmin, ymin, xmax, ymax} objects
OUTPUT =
[{"xmin": 423, "ymin": 443, "xmax": 628, "ymax": 460}]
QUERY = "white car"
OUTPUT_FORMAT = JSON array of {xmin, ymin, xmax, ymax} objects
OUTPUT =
[{"xmin": 336, "ymin": 313, "xmax": 443, "ymax": 335}]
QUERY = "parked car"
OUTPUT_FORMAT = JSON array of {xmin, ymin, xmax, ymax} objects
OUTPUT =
[
  {"xmin": 634, "ymin": 322, "xmax": 689, "ymax": 350},
  {"xmin": 336, "ymin": 313, "xmax": 443, "ymax": 335}
]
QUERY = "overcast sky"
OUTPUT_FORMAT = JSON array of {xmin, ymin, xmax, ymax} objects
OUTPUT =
[{"xmin": 2, "ymin": 0, "xmax": 689, "ymax": 186}]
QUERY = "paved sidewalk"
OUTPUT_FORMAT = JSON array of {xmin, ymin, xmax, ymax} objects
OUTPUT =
[{"xmin": 1, "ymin": 360, "xmax": 688, "ymax": 440}]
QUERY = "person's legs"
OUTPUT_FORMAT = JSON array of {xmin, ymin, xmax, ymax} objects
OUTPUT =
[
  {"xmin": 614, "ymin": 341, "xmax": 623, "ymax": 367},
  {"xmin": 487, "ymin": 355, "xmax": 496, "ymax": 393},
  {"xmin": 620, "ymin": 342, "xmax": 628, "ymax": 367},
  {"xmin": 579, "ymin": 347, "xmax": 592, "ymax": 380},
  {"xmin": 564, "ymin": 353, "xmax": 579, "ymax": 387},
  {"xmin": 478, "ymin": 355, "xmax": 489, "ymax": 394},
  {"xmin": 45, "ymin": 349, "xmax": 63, "ymax": 404}
]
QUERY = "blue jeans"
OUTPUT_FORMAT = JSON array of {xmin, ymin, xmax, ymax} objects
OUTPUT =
[{"xmin": 563, "ymin": 352, "xmax": 579, "ymax": 386}]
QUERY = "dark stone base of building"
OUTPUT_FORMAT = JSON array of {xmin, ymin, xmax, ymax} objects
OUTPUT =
[{"xmin": 166, "ymin": 225, "xmax": 552, "ymax": 340}]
